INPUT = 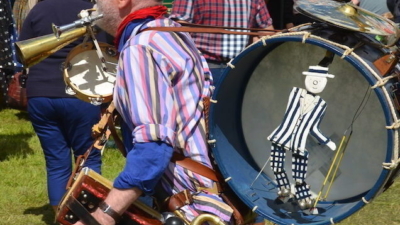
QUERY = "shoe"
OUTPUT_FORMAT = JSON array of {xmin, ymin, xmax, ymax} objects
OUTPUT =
[
  {"xmin": 276, "ymin": 188, "xmax": 293, "ymax": 204},
  {"xmin": 302, "ymin": 207, "xmax": 319, "ymax": 215},
  {"xmin": 277, "ymin": 187, "xmax": 291, "ymax": 197},
  {"xmin": 298, "ymin": 198, "xmax": 319, "ymax": 215}
]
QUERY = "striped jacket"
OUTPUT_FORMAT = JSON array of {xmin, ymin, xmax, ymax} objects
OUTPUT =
[
  {"xmin": 113, "ymin": 18, "xmax": 233, "ymax": 222},
  {"xmin": 268, "ymin": 87, "xmax": 330, "ymax": 154}
]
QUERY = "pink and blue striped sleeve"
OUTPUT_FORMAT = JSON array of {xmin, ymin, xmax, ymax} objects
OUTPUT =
[{"xmin": 115, "ymin": 44, "xmax": 178, "ymax": 146}]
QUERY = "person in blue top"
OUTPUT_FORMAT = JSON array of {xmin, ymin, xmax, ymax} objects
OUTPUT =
[{"xmin": 18, "ymin": 0, "xmax": 108, "ymax": 212}]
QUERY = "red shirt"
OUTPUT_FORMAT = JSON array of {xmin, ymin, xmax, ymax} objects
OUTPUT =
[{"xmin": 170, "ymin": 0, "xmax": 272, "ymax": 62}]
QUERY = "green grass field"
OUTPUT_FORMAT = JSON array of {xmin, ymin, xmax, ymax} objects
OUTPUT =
[{"xmin": 0, "ymin": 108, "xmax": 399, "ymax": 225}]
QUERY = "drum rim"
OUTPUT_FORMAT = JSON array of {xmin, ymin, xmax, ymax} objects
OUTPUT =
[{"xmin": 209, "ymin": 33, "xmax": 395, "ymax": 224}]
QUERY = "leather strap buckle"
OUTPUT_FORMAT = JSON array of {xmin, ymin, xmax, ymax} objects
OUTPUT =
[
  {"xmin": 164, "ymin": 189, "xmax": 194, "ymax": 211},
  {"xmin": 99, "ymin": 201, "xmax": 122, "ymax": 223}
]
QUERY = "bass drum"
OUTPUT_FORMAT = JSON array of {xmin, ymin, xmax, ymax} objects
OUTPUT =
[{"xmin": 209, "ymin": 26, "xmax": 400, "ymax": 225}]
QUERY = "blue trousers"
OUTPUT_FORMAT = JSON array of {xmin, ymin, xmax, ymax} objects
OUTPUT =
[{"xmin": 28, "ymin": 97, "xmax": 102, "ymax": 206}]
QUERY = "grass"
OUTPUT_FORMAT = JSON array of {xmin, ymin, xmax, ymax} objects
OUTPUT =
[
  {"xmin": 0, "ymin": 108, "xmax": 125, "ymax": 225},
  {"xmin": 0, "ymin": 108, "xmax": 399, "ymax": 225}
]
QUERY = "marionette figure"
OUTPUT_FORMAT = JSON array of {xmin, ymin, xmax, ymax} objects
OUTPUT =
[{"xmin": 267, "ymin": 65, "xmax": 336, "ymax": 214}]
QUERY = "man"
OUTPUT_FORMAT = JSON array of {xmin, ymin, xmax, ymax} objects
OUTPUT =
[
  {"xmin": 266, "ymin": 0, "xmax": 295, "ymax": 29},
  {"xmin": 170, "ymin": 0, "xmax": 274, "ymax": 86},
  {"xmin": 75, "ymin": 0, "xmax": 242, "ymax": 224}
]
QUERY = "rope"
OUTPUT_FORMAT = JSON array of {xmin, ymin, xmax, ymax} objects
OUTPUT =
[
  {"xmin": 227, "ymin": 62, "xmax": 235, "ymax": 69},
  {"xmin": 371, "ymin": 74, "xmax": 398, "ymax": 89},
  {"xmin": 383, "ymin": 159, "xmax": 400, "ymax": 170},
  {"xmin": 330, "ymin": 218, "xmax": 335, "ymax": 224},
  {"xmin": 386, "ymin": 120, "xmax": 400, "ymax": 129},
  {"xmin": 261, "ymin": 37, "xmax": 267, "ymax": 46},
  {"xmin": 302, "ymin": 32, "xmax": 311, "ymax": 43},
  {"xmin": 252, "ymin": 206, "xmax": 258, "ymax": 212},
  {"xmin": 341, "ymin": 48, "xmax": 354, "ymax": 59},
  {"xmin": 225, "ymin": 177, "xmax": 232, "ymax": 182},
  {"xmin": 287, "ymin": 23, "xmax": 313, "ymax": 32},
  {"xmin": 207, "ymin": 139, "xmax": 216, "ymax": 144},
  {"xmin": 362, "ymin": 197, "xmax": 370, "ymax": 204}
]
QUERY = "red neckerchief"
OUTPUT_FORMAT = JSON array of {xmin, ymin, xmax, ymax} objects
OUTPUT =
[{"xmin": 114, "ymin": 5, "xmax": 167, "ymax": 48}]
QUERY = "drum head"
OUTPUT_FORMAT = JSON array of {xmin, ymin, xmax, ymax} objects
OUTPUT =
[
  {"xmin": 209, "ymin": 29, "xmax": 398, "ymax": 224},
  {"xmin": 64, "ymin": 42, "xmax": 117, "ymax": 104}
]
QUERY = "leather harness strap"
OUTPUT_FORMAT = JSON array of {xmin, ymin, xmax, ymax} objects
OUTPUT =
[
  {"xmin": 67, "ymin": 102, "xmax": 123, "ymax": 189},
  {"xmin": 66, "ymin": 197, "xmax": 102, "ymax": 225},
  {"xmin": 178, "ymin": 21, "xmax": 280, "ymax": 32},
  {"xmin": 144, "ymin": 25, "xmax": 278, "ymax": 36},
  {"xmin": 106, "ymin": 113, "xmax": 126, "ymax": 157},
  {"xmin": 98, "ymin": 201, "xmax": 123, "ymax": 223},
  {"xmin": 91, "ymin": 102, "xmax": 116, "ymax": 140},
  {"xmin": 171, "ymin": 152, "xmax": 220, "ymax": 183}
]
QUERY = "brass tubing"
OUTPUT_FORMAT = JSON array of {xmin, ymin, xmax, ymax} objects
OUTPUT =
[
  {"xmin": 15, "ymin": 26, "xmax": 87, "ymax": 68},
  {"xmin": 191, "ymin": 214, "xmax": 226, "ymax": 225}
]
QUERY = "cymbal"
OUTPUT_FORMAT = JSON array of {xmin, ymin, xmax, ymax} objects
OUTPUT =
[{"xmin": 294, "ymin": 0, "xmax": 399, "ymax": 46}]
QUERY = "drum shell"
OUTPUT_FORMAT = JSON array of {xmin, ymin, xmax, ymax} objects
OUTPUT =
[{"xmin": 209, "ymin": 27, "xmax": 400, "ymax": 224}]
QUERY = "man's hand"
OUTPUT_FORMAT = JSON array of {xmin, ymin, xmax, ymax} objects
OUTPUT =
[
  {"xmin": 326, "ymin": 141, "xmax": 336, "ymax": 151},
  {"xmin": 73, "ymin": 187, "xmax": 142, "ymax": 225}
]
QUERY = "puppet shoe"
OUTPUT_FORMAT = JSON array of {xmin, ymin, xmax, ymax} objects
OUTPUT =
[
  {"xmin": 276, "ymin": 188, "xmax": 293, "ymax": 203},
  {"xmin": 298, "ymin": 198, "xmax": 319, "ymax": 215},
  {"xmin": 303, "ymin": 207, "xmax": 319, "ymax": 215}
]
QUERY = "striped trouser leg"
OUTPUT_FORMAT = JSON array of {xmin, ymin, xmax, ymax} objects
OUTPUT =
[
  {"xmin": 292, "ymin": 151, "xmax": 311, "ymax": 200},
  {"xmin": 270, "ymin": 144, "xmax": 290, "ymax": 190}
]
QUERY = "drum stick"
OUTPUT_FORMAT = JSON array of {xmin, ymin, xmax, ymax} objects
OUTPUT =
[
  {"xmin": 88, "ymin": 28, "xmax": 109, "ymax": 75},
  {"xmin": 250, "ymin": 157, "xmax": 270, "ymax": 187},
  {"xmin": 313, "ymin": 134, "xmax": 347, "ymax": 208},
  {"xmin": 324, "ymin": 131, "xmax": 353, "ymax": 200}
]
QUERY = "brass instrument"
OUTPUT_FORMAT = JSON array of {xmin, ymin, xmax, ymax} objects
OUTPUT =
[
  {"xmin": 58, "ymin": 167, "xmax": 228, "ymax": 225},
  {"xmin": 190, "ymin": 214, "xmax": 226, "ymax": 225},
  {"xmin": 16, "ymin": 27, "xmax": 87, "ymax": 68},
  {"xmin": 174, "ymin": 210, "xmax": 226, "ymax": 225},
  {"xmin": 15, "ymin": 9, "xmax": 103, "ymax": 68}
]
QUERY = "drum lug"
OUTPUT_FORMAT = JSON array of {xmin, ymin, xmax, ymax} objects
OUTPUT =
[
  {"xmin": 65, "ymin": 86, "xmax": 76, "ymax": 95},
  {"xmin": 89, "ymin": 97, "xmax": 104, "ymax": 106},
  {"xmin": 60, "ymin": 62, "xmax": 72, "ymax": 72},
  {"xmin": 106, "ymin": 47, "xmax": 117, "ymax": 57}
]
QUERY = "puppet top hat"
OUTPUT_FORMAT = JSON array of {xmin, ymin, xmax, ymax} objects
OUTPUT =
[{"xmin": 302, "ymin": 66, "xmax": 335, "ymax": 78}]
